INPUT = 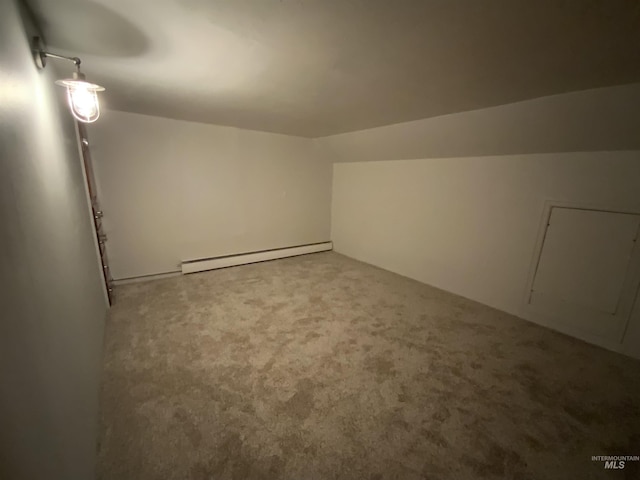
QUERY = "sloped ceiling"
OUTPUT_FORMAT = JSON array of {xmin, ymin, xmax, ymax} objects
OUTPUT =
[{"xmin": 25, "ymin": 0, "xmax": 640, "ymax": 137}]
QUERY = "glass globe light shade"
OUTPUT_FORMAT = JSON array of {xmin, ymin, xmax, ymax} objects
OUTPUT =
[{"xmin": 55, "ymin": 72, "xmax": 105, "ymax": 123}]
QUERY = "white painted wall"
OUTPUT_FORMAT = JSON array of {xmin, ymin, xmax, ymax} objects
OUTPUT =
[
  {"xmin": 331, "ymin": 154, "xmax": 640, "ymax": 357},
  {"xmin": 0, "ymin": 1, "xmax": 108, "ymax": 479},
  {"xmin": 318, "ymin": 83, "xmax": 640, "ymax": 161},
  {"xmin": 323, "ymin": 86, "xmax": 640, "ymax": 358},
  {"xmin": 89, "ymin": 111, "xmax": 332, "ymax": 279}
]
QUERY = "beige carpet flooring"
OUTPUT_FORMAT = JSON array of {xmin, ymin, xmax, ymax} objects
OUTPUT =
[{"xmin": 98, "ymin": 252, "xmax": 640, "ymax": 480}]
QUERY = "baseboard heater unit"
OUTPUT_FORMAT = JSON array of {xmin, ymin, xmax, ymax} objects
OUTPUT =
[{"xmin": 181, "ymin": 241, "xmax": 333, "ymax": 274}]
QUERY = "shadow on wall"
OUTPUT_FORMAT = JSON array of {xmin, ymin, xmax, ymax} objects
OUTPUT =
[{"xmin": 22, "ymin": 0, "xmax": 149, "ymax": 57}]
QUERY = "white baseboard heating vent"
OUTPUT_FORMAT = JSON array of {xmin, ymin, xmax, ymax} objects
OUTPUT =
[{"xmin": 181, "ymin": 241, "xmax": 333, "ymax": 274}]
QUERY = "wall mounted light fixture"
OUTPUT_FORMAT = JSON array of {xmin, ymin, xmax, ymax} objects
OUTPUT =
[{"xmin": 32, "ymin": 36, "xmax": 105, "ymax": 123}]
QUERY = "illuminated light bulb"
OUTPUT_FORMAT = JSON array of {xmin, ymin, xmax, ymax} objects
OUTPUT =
[
  {"xmin": 68, "ymin": 84, "xmax": 99, "ymax": 122},
  {"xmin": 55, "ymin": 72, "xmax": 105, "ymax": 123}
]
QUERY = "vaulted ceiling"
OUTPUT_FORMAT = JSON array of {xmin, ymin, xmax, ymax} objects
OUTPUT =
[{"xmin": 25, "ymin": 0, "xmax": 640, "ymax": 137}]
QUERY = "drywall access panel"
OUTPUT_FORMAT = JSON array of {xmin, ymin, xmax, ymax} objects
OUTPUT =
[{"xmin": 525, "ymin": 205, "xmax": 640, "ymax": 346}]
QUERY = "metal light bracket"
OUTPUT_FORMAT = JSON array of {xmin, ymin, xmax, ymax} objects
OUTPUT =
[{"xmin": 32, "ymin": 36, "xmax": 82, "ymax": 70}]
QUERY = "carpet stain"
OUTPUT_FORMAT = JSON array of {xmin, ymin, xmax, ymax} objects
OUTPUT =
[
  {"xmin": 283, "ymin": 378, "xmax": 315, "ymax": 421},
  {"xmin": 364, "ymin": 355, "xmax": 397, "ymax": 379}
]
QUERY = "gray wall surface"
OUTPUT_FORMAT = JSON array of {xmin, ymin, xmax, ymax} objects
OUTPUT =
[
  {"xmin": 0, "ymin": 1, "xmax": 108, "ymax": 479},
  {"xmin": 317, "ymin": 83, "xmax": 640, "ymax": 161}
]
